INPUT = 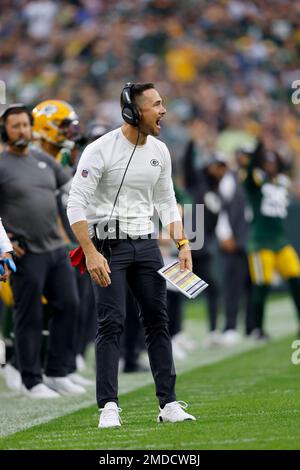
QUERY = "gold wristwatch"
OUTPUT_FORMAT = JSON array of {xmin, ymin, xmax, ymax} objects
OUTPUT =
[{"xmin": 176, "ymin": 239, "xmax": 189, "ymax": 250}]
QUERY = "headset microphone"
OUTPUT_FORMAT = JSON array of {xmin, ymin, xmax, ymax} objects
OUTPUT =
[{"xmin": 11, "ymin": 138, "xmax": 30, "ymax": 149}]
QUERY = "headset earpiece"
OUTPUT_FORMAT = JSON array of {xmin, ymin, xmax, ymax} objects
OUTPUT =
[
  {"xmin": 121, "ymin": 83, "xmax": 139, "ymax": 127},
  {"xmin": 0, "ymin": 123, "xmax": 8, "ymax": 142},
  {"xmin": 0, "ymin": 103, "xmax": 33, "ymax": 142}
]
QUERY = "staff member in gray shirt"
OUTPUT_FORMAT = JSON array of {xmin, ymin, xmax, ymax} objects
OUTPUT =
[{"xmin": 0, "ymin": 104, "xmax": 83, "ymax": 398}]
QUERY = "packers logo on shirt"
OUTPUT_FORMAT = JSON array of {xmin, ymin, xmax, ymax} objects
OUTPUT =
[{"xmin": 150, "ymin": 159, "xmax": 159, "ymax": 167}]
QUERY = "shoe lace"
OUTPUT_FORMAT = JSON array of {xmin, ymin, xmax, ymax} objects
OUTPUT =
[
  {"xmin": 174, "ymin": 401, "xmax": 188, "ymax": 410},
  {"xmin": 100, "ymin": 406, "xmax": 122, "ymax": 424},
  {"xmin": 165, "ymin": 401, "xmax": 189, "ymax": 418}
]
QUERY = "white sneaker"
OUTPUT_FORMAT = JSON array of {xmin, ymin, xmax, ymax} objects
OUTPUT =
[
  {"xmin": 219, "ymin": 329, "xmax": 242, "ymax": 346},
  {"xmin": 21, "ymin": 383, "xmax": 60, "ymax": 399},
  {"xmin": 4, "ymin": 364, "xmax": 22, "ymax": 391},
  {"xmin": 172, "ymin": 332, "xmax": 198, "ymax": 352},
  {"xmin": 43, "ymin": 375, "xmax": 86, "ymax": 395},
  {"xmin": 203, "ymin": 330, "xmax": 223, "ymax": 348},
  {"xmin": 171, "ymin": 338, "xmax": 187, "ymax": 361},
  {"xmin": 157, "ymin": 401, "xmax": 196, "ymax": 423},
  {"xmin": 76, "ymin": 354, "xmax": 86, "ymax": 372},
  {"xmin": 68, "ymin": 372, "xmax": 94, "ymax": 387},
  {"xmin": 98, "ymin": 402, "xmax": 122, "ymax": 428}
]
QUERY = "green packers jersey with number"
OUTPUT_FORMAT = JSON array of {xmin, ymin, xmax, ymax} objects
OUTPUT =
[{"xmin": 241, "ymin": 162, "xmax": 290, "ymax": 252}]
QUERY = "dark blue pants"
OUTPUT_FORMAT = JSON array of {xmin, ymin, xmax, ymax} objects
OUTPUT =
[
  {"xmin": 11, "ymin": 247, "xmax": 79, "ymax": 389},
  {"xmin": 93, "ymin": 238, "xmax": 176, "ymax": 408}
]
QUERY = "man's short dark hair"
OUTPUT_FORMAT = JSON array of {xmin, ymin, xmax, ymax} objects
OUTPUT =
[
  {"xmin": 1, "ymin": 104, "xmax": 32, "ymax": 124},
  {"xmin": 120, "ymin": 83, "xmax": 155, "ymax": 109}
]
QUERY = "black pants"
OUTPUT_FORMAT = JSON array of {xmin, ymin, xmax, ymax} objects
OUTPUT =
[
  {"xmin": 192, "ymin": 251, "xmax": 219, "ymax": 331},
  {"xmin": 93, "ymin": 238, "xmax": 176, "ymax": 408},
  {"xmin": 222, "ymin": 251, "xmax": 254, "ymax": 334},
  {"xmin": 167, "ymin": 290, "xmax": 183, "ymax": 337},
  {"xmin": 75, "ymin": 271, "xmax": 96, "ymax": 356},
  {"xmin": 122, "ymin": 288, "xmax": 145, "ymax": 371},
  {"xmin": 11, "ymin": 247, "xmax": 79, "ymax": 389}
]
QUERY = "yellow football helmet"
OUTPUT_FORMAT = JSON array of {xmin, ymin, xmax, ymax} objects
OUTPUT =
[{"xmin": 32, "ymin": 99, "xmax": 80, "ymax": 148}]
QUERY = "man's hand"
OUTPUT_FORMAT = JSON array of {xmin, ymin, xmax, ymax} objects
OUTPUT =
[
  {"xmin": 220, "ymin": 237, "xmax": 237, "ymax": 253},
  {"xmin": 10, "ymin": 241, "xmax": 25, "ymax": 258},
  {"xmin": 0, "ymin": 252, "xmax": 13, "ymax": 282},
  {"xmin": 7, "ymin": 234, "xmax": 25, "ymax": 259},
  {"xmin": 70, "ymin": 220, "xmax": 112, "ymax": 287},
  {"xmin": 178, "ymin": 244, "xmax": 193, "ymax": 272},
  {"xmin": 85, "ymin": 250, "xmax": 111, "ymax": 287}
]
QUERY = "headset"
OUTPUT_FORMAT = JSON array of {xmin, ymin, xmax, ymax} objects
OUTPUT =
[
  {"xmin": 121, "ymin": 83, "xmax": 140, "ymax": 127},
  {"xmin": 0, "ymin": 103, "xmax": 33, "ymax": 142}
]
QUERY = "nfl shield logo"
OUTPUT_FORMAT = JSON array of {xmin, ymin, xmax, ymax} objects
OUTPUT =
[{"xmin": 81, "ymin": 169, "xmax": 89, "ymax": 178}]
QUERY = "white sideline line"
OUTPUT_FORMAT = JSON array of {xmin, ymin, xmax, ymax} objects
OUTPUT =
[{"xmin": 0, "ymin": 297, "xmax": 297, "ymax": 438}]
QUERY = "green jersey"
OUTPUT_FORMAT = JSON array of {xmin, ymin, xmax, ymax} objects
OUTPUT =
[{"xmin": 242, "ymin": 161, "xmax": 290, "ymax": 252}]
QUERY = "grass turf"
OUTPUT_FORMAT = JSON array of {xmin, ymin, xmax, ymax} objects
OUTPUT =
[{"xmin": 0, "ymin": 335, "xmax": 299, "ymax": 450}]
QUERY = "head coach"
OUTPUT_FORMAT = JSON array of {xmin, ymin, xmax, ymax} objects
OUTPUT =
[{"xmin": 67, "ymin": 83, "xmax": 196, "ymax": 427}]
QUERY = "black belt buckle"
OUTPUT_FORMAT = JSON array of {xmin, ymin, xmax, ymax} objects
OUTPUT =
[
  {"xmin": 129, "ymin": 232, "xmax": 153, "ymax": 240},
  {"xmin": 96, "ymin": 219, "xmax": 128, "ymax": 242},
  {"xmin": 97, "ymin": 219, "xmax": 118, "ymax": 240}
]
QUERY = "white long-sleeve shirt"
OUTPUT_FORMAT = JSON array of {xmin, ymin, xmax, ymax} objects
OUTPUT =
[
  {"xmin": 67, "ymin": 127, "xmax": 181, "ymax": 237},
  {"xmin": 0, "ymin": 218, "xmax": 13, "ymax": 254}
]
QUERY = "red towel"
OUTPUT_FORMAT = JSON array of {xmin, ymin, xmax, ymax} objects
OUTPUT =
[{"xmin": 69, "ymin": 246, "xmax": 86, "ymax": 274}]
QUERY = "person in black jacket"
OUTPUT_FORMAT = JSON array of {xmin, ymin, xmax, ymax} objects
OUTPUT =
[
  {"xmin": 216, "ymin": 150, "xmax": 255, "ymax": 344},
  {"xmin": 183, "ymin": 145, "xmax": 227, "ymax": 338}
]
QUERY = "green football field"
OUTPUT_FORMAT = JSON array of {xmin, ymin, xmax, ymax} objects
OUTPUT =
[{"xmin": 0, "ymin": 296, "xmax": 299, "ymax": 450}]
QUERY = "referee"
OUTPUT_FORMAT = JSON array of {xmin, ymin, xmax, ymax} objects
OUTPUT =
[{"xmin": 67, "ymin": 82, "xmax": 196, "ymax": 428}]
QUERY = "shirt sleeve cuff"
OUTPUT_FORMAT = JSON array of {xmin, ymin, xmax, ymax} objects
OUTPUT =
[
  {"xmin": 159, "ymin": 205, "xmax": 182, "ymax": 227},
  {"xmin": 0, "ymin": 241, "xmax": 13, "ymax": 254},
  {"xmin": 67, "ymin": 207, "xmax": 87, "ymax": 226}
]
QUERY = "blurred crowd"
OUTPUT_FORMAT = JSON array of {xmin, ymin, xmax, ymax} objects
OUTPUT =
[
  {"xmin": 1, "ymin": 0, "xmax": 300, "ymax": 399},
  {"xmin": 1, "ymin": 0, "xmax": 300, "ymax": 193}
]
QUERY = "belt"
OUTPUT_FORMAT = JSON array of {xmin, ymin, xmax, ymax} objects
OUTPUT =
[
  {"xmin": 94, "ymin": 222, "xmax": 153, "ymax": 242},
  {"xmin": 127, "ymin": 233, "xmax": 153, "ymax": 240},
  {"xmin": 105, "ymin": 233, "xmax": 154, "ymax": 242}
]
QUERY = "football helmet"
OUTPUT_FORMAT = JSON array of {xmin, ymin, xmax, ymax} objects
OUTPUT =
[{"xmin": 32, "ymin": 99, "xmax": 81, "ymax": 148}]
